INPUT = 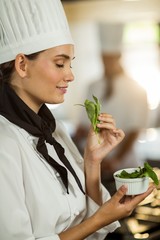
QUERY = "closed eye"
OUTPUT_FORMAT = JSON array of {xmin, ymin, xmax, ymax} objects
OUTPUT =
[{"xmin": 56, "ymin": 64, "xmax": 64, "ymax": 68}]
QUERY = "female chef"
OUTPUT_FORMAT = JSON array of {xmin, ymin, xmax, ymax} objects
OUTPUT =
[{"xmin": 0, "ymin": 0, "xmax": 154, "ymax": 240}]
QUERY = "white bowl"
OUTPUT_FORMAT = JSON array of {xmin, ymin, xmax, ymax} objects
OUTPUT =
[{"xmin": 113, "ymin": 168, "xmax": 149, "ymax": 195}]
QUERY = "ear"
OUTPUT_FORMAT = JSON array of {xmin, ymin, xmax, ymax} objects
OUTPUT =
[{"xmin": 15, "ymin": 54, "xmax": 28, "ymax": 78}]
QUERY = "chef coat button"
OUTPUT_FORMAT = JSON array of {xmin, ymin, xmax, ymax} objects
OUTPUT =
[
  {"xmin": 28, "ymin": 136, "xmax": 33, "ymax": 142},
  {"xmin": 77, "ymin": 158, "xmax": 83, "ymax": 163},
  {"xmin": 56, "ymin": 172, "xmax": 60, "ymax": 177},
  {"xmin": 74, "ymin": 210, "xmax": 80, "ymax": 216}
]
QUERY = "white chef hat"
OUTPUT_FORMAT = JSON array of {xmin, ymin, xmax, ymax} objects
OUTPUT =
[
  {"xmin": 98, "ymin": 22, "xmax": 124, "ymax": 54},
  {"xmin": 0, "ymin": 0, "xmax": 74, "ymax": 64}
]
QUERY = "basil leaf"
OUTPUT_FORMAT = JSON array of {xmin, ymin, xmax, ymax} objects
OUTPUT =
[
  {"xmin": 84, "ymin": 100, "xmax": 96, "ymax": 131},
  {"xmin": 75, "ymin": 95, "xmax": 101, "ymax": 135},
  {"xmin": 84, "ymin": 95, "xmax": 101, "ymax": 134},
  {"xmin": 144, "ymin": 162, "xmax": 159, "ymax": 185},
  {"xmin": 117, "ymin": 168, "xmax": 145, "ymax": 179}
]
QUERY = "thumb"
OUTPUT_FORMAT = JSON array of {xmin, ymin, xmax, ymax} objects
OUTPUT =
[{"xmin": 112, "ymin": 185, "xmax": 128, "ymax": 202}]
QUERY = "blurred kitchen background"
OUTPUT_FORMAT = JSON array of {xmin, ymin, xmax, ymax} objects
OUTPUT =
[
  {"xmin": 51, "ymin": 0, "xmax": 160, "ymax": 239},
  {"xmin": 48, "ymin": 0, "xmax": 160, "ymax": 164},
  {"xmin": 49, "ymin": 0, "xmax": 160, "ymax": 240}
]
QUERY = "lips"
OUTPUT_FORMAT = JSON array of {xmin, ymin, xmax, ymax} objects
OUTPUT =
[
  {"xmin": 56, "ymin": 86, "xmax": 68, "ymax": 93},
  {"xmin": 56, "ymin": 86, "xmax": 68, "ymax": 89}
]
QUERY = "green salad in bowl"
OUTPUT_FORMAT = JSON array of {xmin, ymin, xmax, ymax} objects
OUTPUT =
[{"xmin": 114, "ymin": 162, "xmax": 159, "ymax": 195}]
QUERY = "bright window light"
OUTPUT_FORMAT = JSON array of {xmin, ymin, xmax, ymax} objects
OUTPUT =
[{"xmin": 122, "ymin": 22, "xmax": 160, "ymax": 110}]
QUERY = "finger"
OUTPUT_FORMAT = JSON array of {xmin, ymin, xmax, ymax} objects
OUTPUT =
[
  {"xmin": 130, "ymin": 185, "xmax": 155, "ymax": 207},
  {"xmin": 97, "ymin": 122, "xmax": 116, "ymax": 130},
  {"xmin": 113, "ymin": 128, "xmax": 124, "ymax": 134},
  {"xmin": 112, "ymin": 185, "xmax": 128, "ymax": 202},
  {"xmin": 99, "ymin": 113, "xmax": 113, "ymax": 118},
  {"xmin": 98, "ymin": 114, "xmax": 115, "ymax": 124},
  {"xmin": 112, "ymin": 129, "xmax": 125, "ymax": 138}
]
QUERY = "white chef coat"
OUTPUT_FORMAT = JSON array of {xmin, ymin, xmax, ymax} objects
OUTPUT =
[
  {"xmin": 0, "ymin": 115, "xmax": 120, "ymax": 240},
  {"xmin": 80, "ymin": 73, "xmax": 148, "ymax": 168}
]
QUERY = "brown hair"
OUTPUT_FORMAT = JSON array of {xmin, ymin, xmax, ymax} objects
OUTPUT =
[{"xmin": 0, "ymin": 52, "xmax": 43, "ymax": 85}]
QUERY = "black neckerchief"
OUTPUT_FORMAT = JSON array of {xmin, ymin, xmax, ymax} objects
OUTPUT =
[{"xmin": 0, "ymin": 83, "xmax": 85, "ymax": 194}]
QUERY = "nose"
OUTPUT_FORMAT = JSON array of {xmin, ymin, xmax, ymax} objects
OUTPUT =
[{"xmin": 64, "ymin": 69, "xmax": 74, "ymax": 83}]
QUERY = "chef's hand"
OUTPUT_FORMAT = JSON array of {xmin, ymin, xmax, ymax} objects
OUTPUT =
[
  {"xmin": 84, "ymin": 113, "xmax": 125, "ymax": 165},
  {"xmin": 93, "ymin": 185, "xmax": 155, "ymax": 228}
]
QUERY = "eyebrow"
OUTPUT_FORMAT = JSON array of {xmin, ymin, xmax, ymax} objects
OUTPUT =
[{"xmin": 55, "ymin": 54, "xmax": 75, "ymax": 60}]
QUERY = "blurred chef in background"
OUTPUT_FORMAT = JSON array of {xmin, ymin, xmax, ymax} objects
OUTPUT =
[{"xmin": 73, "ymin": 22, "xmax": 149, "ymax": 193}]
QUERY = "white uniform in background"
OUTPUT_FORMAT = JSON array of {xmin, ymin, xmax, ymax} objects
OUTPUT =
[
  {"xmin": 80, "ymin": 73, "xmax": 148, "ymax": 169},
  {"xmin": 76, "ymin": 22, "xmax": 149, "ymax": 170}
]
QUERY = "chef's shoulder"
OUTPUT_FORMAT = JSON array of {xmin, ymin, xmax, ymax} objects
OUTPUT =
[{"xmin": 0, "ymin": 115, "xmax": 20, "ymax": 145}]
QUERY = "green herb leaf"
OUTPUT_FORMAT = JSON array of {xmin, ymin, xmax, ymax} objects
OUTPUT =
[
  {"xmin": 144, "ymin": 162, "xmax": 159, "ymax": 185},
  {"xmin": 85, "ymin": 95, "xmax": 101, "ymax": 134},
  {"xmin": 75, "ymin": 95, "xmax": 102, "ymax": 143},
  {"xmin": 118, "ymin": 168, "xmax": 144, "ymax": 179},
  {"xmin": 76, "ymin": 95, "xmax": 101, "ymax": 134}
]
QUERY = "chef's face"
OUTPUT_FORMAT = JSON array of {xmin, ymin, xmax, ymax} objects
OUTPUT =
[
  {"xmin": 11, "ymin": 44, "xmax": 74, "ymax": 112},
  {"xmin": 102, "ymin": 53, "xmax": 121, "ymax": 79}
]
